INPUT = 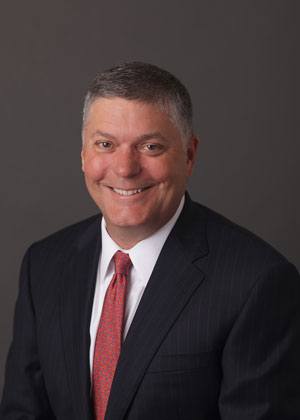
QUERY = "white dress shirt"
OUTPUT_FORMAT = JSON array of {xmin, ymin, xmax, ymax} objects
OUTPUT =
[{"xmin": 89, "ymin": 196, "xmax": 185, "ymax": 373}]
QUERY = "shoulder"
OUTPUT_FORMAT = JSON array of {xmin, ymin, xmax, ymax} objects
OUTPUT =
[
  {"xmin": 186, "ymin": 198, "xmax": 300, "ymax": 323},
  {"xmin": 187, "ymin": 198, "xmax": 295, "ymax": 275},
  {"xmin": 25, "ymin": 214, "xmax": 101, "ymax": 268}
]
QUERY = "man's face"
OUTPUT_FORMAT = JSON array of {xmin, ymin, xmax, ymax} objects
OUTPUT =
[{"xmin": 81, "ymin": 97, "xmax": 197, "ymax": 245}]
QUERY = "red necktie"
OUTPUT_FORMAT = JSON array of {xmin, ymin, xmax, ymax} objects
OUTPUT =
[{"xmin": 92, "ymin": 250, "xmax": 132, "ymax": 420}]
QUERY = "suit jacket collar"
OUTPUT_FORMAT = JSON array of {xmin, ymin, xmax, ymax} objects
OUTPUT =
[
  {"xmin": 171, "ymin": 193, "xmax": 209, "ymax": 262},
  {"xmin": 60, "ymin": 194, "xmax": 209, "ymax": 420}
]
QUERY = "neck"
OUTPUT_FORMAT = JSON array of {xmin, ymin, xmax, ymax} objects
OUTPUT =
[{"xmin": 105, "ymin": 224, "xmax": 161, "ymax": 249}]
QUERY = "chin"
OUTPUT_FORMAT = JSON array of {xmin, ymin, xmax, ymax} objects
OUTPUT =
[
  {"xmin": 105, "ymin": 211, "xmax": 156, "ymax": 231},
  {"xmin": 107, "ymin": 218, "xmax": 148, "ymax": 229}
]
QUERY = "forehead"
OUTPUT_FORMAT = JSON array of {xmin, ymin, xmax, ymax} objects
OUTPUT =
[{"xmin": 84, "ymin": 97, "xmax": 177, "ymax": 132}]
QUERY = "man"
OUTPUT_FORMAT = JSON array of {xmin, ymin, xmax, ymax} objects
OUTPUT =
[{"xmin": 1, "ymin": 62, "xmax": 300, "ymax": 420}]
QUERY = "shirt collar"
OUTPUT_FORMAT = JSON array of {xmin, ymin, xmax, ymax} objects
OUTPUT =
[{"xmin": 100, "ymin": 195, "xmax": 185, "ymax": 284}]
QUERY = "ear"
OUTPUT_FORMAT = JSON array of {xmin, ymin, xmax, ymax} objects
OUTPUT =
[
  {"xmin": 186, "ymin": 136, "xmax": 199, "ymax": 176},
  {"xmin": 81, "ymin": 150, "xmax": 85, "ymax": 172}
]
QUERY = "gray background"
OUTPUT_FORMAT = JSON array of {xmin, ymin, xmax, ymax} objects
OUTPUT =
[{"xmin": 0, "ymin": 0, "xmax": 299, "ymax": 393}]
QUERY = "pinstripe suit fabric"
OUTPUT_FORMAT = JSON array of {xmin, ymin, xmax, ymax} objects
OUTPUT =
[{"xmin": 1, "ymin": 196, "xmax": 300, "ymax": 419}]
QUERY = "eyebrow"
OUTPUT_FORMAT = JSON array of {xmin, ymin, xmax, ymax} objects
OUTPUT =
[
  {"xmin": 92, "ymin": 130, "xmax": 117, "ymax": 140},
  {"xmin": 136, "ymin": 132, "xmax": 167, "ymax": 142},
  {"xmin": 92, "ymin": 130, "xmax": 167, "ymax": 142}
]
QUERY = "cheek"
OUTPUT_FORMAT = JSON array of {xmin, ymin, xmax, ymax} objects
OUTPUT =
[
  {"xmin": 143, "ymin": 158, "xmax": 177, "ymax": 181},
  {"xmin": 154, "ymin": 158, "xmax": 188, "ymax": 183},
  {"xmin": 84, "ymin": 156, "xmax": 105, "ymax": 179}
]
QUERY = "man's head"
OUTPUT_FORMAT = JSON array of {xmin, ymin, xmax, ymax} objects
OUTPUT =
[
  {"xmin": 81, "ymin": 62, "xmax": 198, "ymax": 248},
  {"xmin": 82, "ymin": 61, "xmax": 193, "ymax": 143}
]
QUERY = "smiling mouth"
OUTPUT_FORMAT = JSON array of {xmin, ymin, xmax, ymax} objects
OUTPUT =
[{"xmin": 109, "ymin": 186, "xmax": 151, "ymax": 196}]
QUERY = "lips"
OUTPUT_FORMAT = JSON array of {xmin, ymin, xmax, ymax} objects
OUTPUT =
[
  {"xmin": 109, "ymin": 186, "xmax": 152, "ymax": 196},
  {"xmin": 113, "ymin": 187, "xmax": 144, "ymax": 196}
]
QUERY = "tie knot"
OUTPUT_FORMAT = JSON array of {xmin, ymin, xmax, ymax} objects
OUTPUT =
[{"xmin": 113, "ymin": 251, "xmax": 132, "ymax": 275}]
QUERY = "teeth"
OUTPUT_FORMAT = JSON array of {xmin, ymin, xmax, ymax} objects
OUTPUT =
[{"xmin": 113, "ymin": 188, "xmax": 143, "ymax": 196}]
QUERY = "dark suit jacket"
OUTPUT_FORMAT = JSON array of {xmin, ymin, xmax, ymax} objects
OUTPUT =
[{"xmin": 1, "ymin": 196, "xmax": 300, "ymax": 419}]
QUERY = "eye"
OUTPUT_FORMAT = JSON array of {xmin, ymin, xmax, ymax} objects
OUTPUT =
[
  {"xmin": 95, "ymin": 141, "xmax": 113, "ymax": 151},
  {"xmin": 140, "ymin": 143, "xmax": 164, "ymax": 155}
]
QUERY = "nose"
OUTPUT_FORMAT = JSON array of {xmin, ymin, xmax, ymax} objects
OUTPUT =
[{"xmin": 113, "ymin": 147, "xmax": 141, "ymax": 178}]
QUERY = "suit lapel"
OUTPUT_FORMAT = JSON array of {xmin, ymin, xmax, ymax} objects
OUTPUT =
[
  {"xmin": 60, "ymin": 217, "xmax": 101, "ymax": 420},
  {"xmin": 105, "ymin": 197, "xmax": 209, "ymax": 420}
]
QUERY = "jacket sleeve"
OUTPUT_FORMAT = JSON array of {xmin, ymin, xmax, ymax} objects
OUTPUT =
[
  {"xmin": 0, "ymin": 246, "xmax": 55, "ymax": 419},
  {"xmin": 219, "ymin": 261, "xmax": 300, "ymax": 419}
]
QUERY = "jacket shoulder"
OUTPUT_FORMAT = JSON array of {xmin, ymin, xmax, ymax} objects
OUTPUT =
[
  {"xmin": 190, "ymin": 200, "xmax": 290, "ymax": 269},
  {"xmin": 187, "ymin": 200, "xmax": 300, "ymax": 321},
  {"xmin": 27, "ymin": 214, "xmax": 101, "ymax": 264}
]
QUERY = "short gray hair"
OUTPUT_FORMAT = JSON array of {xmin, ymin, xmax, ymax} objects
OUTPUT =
[{"xmin": 82, "ymin": 62, "xmax": 193, "ymax": 141}]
